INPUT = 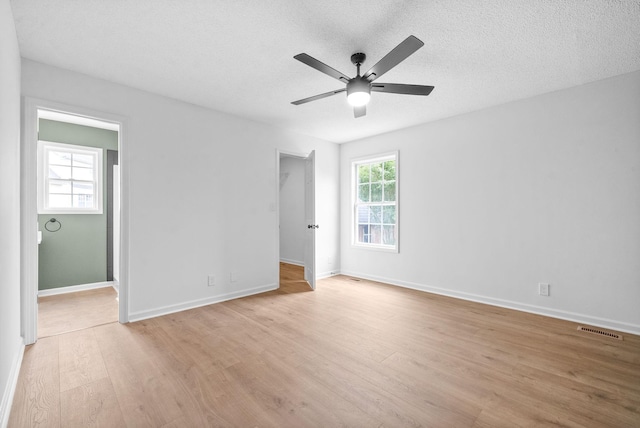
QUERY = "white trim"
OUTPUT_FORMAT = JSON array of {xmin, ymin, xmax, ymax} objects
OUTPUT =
[
  {"xmin": 37, "ymin": 140, "xmax": 104, "ymax": 214},
  {"xmin": 128, "ymin": 283, "xmax": 278, "ymax": 322},
  {"xmin": 37, "ymin": 281, "xmax": 114, "ymax": 297},
  {"xmin": 316, "ymin": 270, "xmax": 339, "ymax": 280},
  {"xmin": 350, "ymin": 151, "xmax": 399, "ymax": 165},
  {"xmin": 279, "ymin": 258, "xmax": 304, "ymax": 266},
  {"xmin": 21, "ymin": 98, "xmax": 40, "ymax": 345},
  {"xmin": 21, "ymin": 97, "xmax": 130, "ymax": 345},
  {"xmin": 351, "ymin": 151, "xmax": 399, "ymax": 253},
  {"xmin": 39, "ymin": 109, "xmax": 119, "ymax": 131},
  {"xmin": 0, "ymin": 338, "xmax": 24, "ymax": 428},
  {"xmin": 278, "ymin": 149, "xmax": 311, "ymax": 159},
  {"xmin": 339, "ymin": 270, "xmax": 640, "ymax": 336},
  {"xmin": 275, "ymin": 150, "xmax": 282, "ymax": 290}
]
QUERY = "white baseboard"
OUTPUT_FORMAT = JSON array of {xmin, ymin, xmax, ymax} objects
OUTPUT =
[
  {"xmin": 38, "ymin": 281, "xmax": 114, "ymax": 297},
  {"xmin": 279, "ymin": 258, "xmax": 303, "ymax": 266},
  {"xmin": 128, "ymin": 283, "xmax": 278, "ymax": 322},
  {"xmin": 0, "ymin": 338, "xmax": 24, "ymax": 428},
  {"xmin": 317, "ymin": 270, "xmax": 339, "ymax": 280},
  {"xmin": 339, "ymin": 270, "xmax": 640, "ymax": 336}
]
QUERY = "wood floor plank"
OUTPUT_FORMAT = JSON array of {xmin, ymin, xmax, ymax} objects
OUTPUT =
[
  {"xmin": 58, "ymin": 329, "xmax": 109, "ymax": 392},
  {"xmin": 92, "ymin": 322, "xmax": 185, "ymax": 427},
  {"xmin": 59, "ymin": 377, "xmax": 126, "ymax": 427},
  {"xmin": 8, "ymin": 336, "xmax": 60, "ymax": 428},
  {"xmin": 125, "ymin": 320, "xmax": 242, "ymax": 427}
]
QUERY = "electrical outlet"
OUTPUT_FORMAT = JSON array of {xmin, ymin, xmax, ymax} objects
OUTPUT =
[
  {"xmin": 538, "ymin": 283, "xmax": 550, "ymax": 296},
  {"xmin": 230, "ymin": 272, "xmax": 239, "ymax": 283},
  {"xmin": 207, "ymin": 275, "xmax": 215, "ymax": 287}
]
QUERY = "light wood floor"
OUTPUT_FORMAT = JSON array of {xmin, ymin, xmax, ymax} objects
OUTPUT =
[
  {"xmin": 38, "ymin": 286, "xmax": 119, "ymax": 338},
  {"xmin": 10, "ymin": 263, "xmax": 640, "ymax": 427}
]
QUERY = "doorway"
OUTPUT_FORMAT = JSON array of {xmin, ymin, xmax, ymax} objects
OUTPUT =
[
  {"xmin": 21, "ymin": 98, "xmax": 128, "ymax": 344},
  {"xmin": 36, "ymin": 111, "xmax": 119, "ymax": 337},
  {"xmin": 277, "ymin": 150, "xmax": 316, "ymax": 290}
]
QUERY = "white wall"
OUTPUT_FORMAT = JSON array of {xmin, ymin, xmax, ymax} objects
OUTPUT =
[
  {"xmin": 340, "ymin": 70, "xmax": 640, "ymax": 334},
  {"xmin": 0, "ymin": 0, "xmax": 24, "ymax": 425},
  {"xmin": 279, "ymin": 156, "xmax": 306, "ymax": 265},
  {"xmin": 21, "ymin": 60, "xmax": 340, "ymax": 320}
]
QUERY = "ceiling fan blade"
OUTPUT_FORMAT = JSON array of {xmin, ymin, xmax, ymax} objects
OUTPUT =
[
  {"xmin": 294, "ymin": 53, "xmax": 351, "ymax": 83},
  {"xmin": 371, "ymin": 83, "xmax": 434, "ymax": 96},
  {"xmin": 363, "ymin": 35, "xmax": 424, "ymax": 82},
  {"xmin": 291, "ymin": 88, "xmax": 346, "ymax": 105},
  {"xmin": 354, "ymin": 105, "xmax": 366, "ymax": 118}
]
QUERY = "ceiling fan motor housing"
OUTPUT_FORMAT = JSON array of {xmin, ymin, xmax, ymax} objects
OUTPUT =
[
  {"xmin": 346, "ymin": 76, "xmax": 371, "ymax": 106},
  {"xmin": 347, "ymin": 77, "xmax": 371, "ymax": 97}
]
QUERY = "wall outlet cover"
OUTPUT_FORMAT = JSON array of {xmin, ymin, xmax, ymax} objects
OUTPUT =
[{"xmin": 538, "ymin": 283, "xmax": 550, "ymax": 296}]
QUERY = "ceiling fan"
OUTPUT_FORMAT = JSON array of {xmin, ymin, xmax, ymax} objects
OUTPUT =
[{"xmin": 291, "ymin": 35, "xmax": 434, "ymax": 118}]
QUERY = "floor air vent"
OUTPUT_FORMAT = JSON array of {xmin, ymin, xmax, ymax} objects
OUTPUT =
[{"xmin": 577, "ymin": 326, "xmax": 622, "ymax": 340}]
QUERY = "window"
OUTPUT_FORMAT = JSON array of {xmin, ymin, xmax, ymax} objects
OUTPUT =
[
  {"xmin": 38, "ymin": 141, "xmax": 103, "ymax": 214},
  {"xmin": 353, "ymin": 152, "xmax": 398, "ymax": 251}
]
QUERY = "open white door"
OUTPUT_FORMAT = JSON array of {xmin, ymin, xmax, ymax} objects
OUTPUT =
[{"xmin": 303, "ymin": 150, "xmax": 316, "ymax": 289}]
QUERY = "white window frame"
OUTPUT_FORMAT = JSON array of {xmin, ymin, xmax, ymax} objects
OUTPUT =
[
  {"xmin": 37, "ymin": 140, "xmax": 103, "ymax": 214},
  {"xmin": 351, "ymin": 151, "xmax": 399, "ymax": 252}
]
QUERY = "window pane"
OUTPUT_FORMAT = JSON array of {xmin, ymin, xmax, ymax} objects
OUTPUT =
[
  {"xmin": 73, "ymin": 153, "xmax": 94, "ymax": 168},
  {"xmin": 371, "ymin": 162, "xmax": 383, "ymax": 182},
  {"xmin": 357, "ymin": 205, "xmax": 369, "ymax": 224},
  {"xmin": 40, "ymin": 141, "xmax": 101, "ymax": 213},
  {"xmin": 369, "ymin": 205, "xmax": 381, "ymax": 224},
  {"xmin": 384, "ymin": 160, "xmax": 396, "ymax": 181},
  {"xmin": 358, "ymin": 184, "xmax": 370, "ymax": 202},
  {"xmin": 358, "ymin": 224, "xmax": 369, "ymax": 243},
  {"xmin": 370, "ymin": 225, "xmax": 382, "ymax": 244},
  {"xmin": 72, "ymin": 167, "xmax": 94, "ymax": 181},
  {"xmin": 73, "ymin": 194, "xmax": 94, "ymax": 208},
  {"xmin": 49, "ymin": 180, "xmax": 71, "ymax": 194},
  {"xmin": 383, "ymin": 225, "xmax": 396, "ymax": 245},
  {"xmin": 371, "ymin": 183, "xmax": 382, "ymax": 202},
  {"xmin": 358, "ymin": 164, "xmax": 370, "ymax": 184},
  {"xmin": 49, "ymin": 165, "xmax": 71, "ymax": 179},
  {"xmin": 49, "ymin": 194, "xmax": 72, "ymax": 208},
  {"xmin": 383, "ymin": 182, "xmax": 396, "ymax": 202},
  {"xmin": 73, "ymin": 181, "xmax": 94, "ymax": 195},
  {"xmin": 49, "ymin": 151, "xmax": 71, "ymax": 166},
  {"xmin": 383, "ymin": 206, "xmax": 396, "ymax": 224},
  {"xmin": 353, "ymin": 155, "xmax": 397, "ymax": 249}
]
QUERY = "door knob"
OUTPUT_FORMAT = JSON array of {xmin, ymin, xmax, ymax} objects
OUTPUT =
[{"xmin": 307, "ymin": 224, "xmax": 319, "ymax": 229}]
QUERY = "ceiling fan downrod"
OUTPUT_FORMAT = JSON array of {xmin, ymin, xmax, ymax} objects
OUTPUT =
[{"xmin": 350, "ymin": 52, "xmax": 366, "ymax": 76}]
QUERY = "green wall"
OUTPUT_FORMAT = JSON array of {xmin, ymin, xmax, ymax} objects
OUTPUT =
[{"xmin": 38, "ymin": 119, "xmax": 118, "ymax": 290}]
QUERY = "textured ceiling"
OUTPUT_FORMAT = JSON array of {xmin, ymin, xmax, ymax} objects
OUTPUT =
[{"xmin": 10, "ymin": 0, "xmax": 640, "ymax": 143}]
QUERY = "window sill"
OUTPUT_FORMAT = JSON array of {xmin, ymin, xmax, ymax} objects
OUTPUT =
[
  {"xmin": 38, "ymin": 209, "xmax": 103, "ymax": 215},
  {"xmin": 352, "ymin": 243, "xmax": 398, "ymax": 253}
]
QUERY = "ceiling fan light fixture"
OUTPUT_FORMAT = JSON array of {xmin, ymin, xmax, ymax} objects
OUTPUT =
[
  {"xmin": 347, "ymin": 78, "xmax": 371, "ymax": 106},
  {"xmin": 347, "ymin": 91, "xmax": 370, "ymax": 107}
]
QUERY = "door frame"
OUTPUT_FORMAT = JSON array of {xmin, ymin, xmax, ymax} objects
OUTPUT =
[
  {"xmin": 21, "ymin": 97, "xmax": 130, "ymax": 344},
  {"xmin": 276, "ymin": 149, "xmax": 316, "ymax": 289}
]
